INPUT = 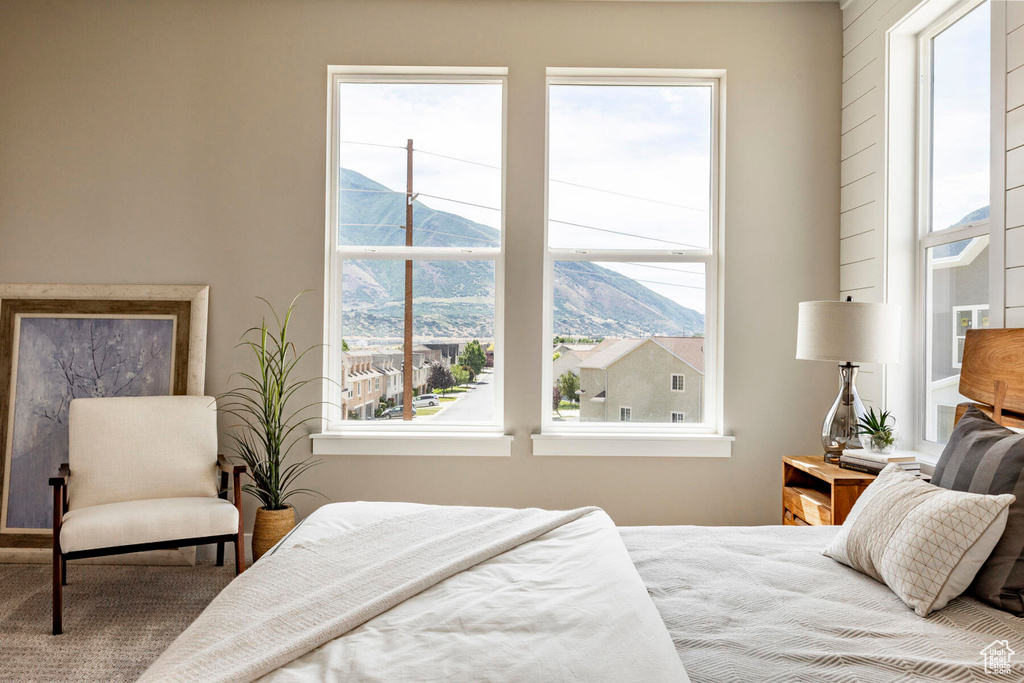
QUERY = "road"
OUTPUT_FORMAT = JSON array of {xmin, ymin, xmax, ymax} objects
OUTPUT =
[{"xmin": 431, "ymin": 370, "xmax": 494, "ymax": 423}]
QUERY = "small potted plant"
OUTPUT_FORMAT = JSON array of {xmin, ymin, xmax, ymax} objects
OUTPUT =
[
  {"xmin": 857, "ymin": 408, "xmax": 899, "ymax": 454},
  {"xmin": 221, "ymin": 294, "xmax": 322, "ymax": 561}
]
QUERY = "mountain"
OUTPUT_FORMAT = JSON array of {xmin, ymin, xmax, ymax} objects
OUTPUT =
[{"xmin": 339, "ymin": 169, "xmax": 705, "ymax": 340}]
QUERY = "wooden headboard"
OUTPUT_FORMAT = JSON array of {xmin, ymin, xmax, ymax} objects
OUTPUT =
[{"xmin": 954, "ymin": 328, "xmax": 1024, "ymax": 429}]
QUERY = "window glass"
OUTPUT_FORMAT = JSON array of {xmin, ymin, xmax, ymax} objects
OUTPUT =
[
  {"xmin": 924, "ymin": 236, "xmax": 990, "ymax": 443},
  {"xmin": 551, "ymin": 261, "xmax": 706, "ymax": 424},
  {"xmin": 548, "ymin": 85, "xmax": 712, "ymax": 250},
  {"xmin": 331, "ymin": 77, "xmax": 503, "ymax": 428},
  {"xmin": 341, "ymin": 259, "xmax": 495, "ymax": 423},
  {"xmin": 929, "ymin": 1, "xmax": 990, "ymax": 233},
  {"xmin": 338, "ymin": 82, "xmax": 502, "ymax": 248}
]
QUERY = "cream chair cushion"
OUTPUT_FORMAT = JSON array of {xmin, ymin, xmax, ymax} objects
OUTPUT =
[
  {"xmin": 68, "ymin": 396, "xmax": 219, "ymax": 510},
  {"xmin": 60, "ymin": 497, "xmax": 239, "ymax": 554}
]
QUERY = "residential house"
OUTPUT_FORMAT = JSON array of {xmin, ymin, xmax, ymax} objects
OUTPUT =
[
  {"xmin": 553, "ymin": 339, "xmax": 616, "ymax": 380},
  {"xmin": 371, "ymin": 350, "xmax": 404, "ymax": 406},
  {"xmin": 342, "ymin": 350, "xmax": 385, "ymax": 420},
  {"xmin": 926, "ymin": 237, "xmax": 991, "ymax": 442},
  {"xmin": 422, "ymin": 342, "xmax": 464, "ymax": 365},
  {"xmin": 578, "ymin": 337, "xmax": 704, "ymax": 424}
]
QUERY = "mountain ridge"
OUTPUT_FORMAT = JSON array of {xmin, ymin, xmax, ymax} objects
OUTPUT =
[{"xmin": 339, "ymin": 168, "xmax": 705, "ymax": 340}]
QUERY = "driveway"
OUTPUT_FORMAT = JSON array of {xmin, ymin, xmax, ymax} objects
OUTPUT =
[{"xmin": 431, "ymin": 371, "xmax": 494, "ymax": 423}]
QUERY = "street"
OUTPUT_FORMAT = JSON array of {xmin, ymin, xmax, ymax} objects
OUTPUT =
[{"xmin": 430, "ymin": 370, "xmax": 494, "ymax": 423}]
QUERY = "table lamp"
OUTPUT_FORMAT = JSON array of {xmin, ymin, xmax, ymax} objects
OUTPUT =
[{"xmin": 796, "ymin": 297, "xmax": 900, "ymax": 462}]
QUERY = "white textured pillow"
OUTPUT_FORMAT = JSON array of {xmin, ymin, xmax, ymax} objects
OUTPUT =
[{"xmin": 822, "ymin": 464, "xmax": 1015, "ymax": 616}]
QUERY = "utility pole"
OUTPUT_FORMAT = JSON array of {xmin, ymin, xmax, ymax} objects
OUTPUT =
[{"xmin": 403, "ymin": 139, "xmax": 414, "ymax": 420}]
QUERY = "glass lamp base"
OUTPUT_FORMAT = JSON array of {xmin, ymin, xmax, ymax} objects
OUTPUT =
[{"xmin": 822, "ymin": 363, "xmax": 867, "ymax": 460}]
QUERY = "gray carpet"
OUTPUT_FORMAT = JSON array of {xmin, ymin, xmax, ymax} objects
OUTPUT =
[{"xmin": 0, "ymin": 562, "xmax": 233, "ymax": 682}]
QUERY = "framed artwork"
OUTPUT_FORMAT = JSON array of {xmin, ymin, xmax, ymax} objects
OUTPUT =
[{"xmin": 0, "ymin": 285, "xmax": 208, "ymax": 560}]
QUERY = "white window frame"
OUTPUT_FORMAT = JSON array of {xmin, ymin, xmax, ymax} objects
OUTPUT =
[
  {"xmin": 915, "ymin": 2, "xmax": 991, "ymax": 456},
  {"xmin": 671, "ymin": 411, "xmax": 686, "ymax": 423},
  {"xmin": 315, "ymin": 66, "xmax": 511, "ymax": 457},
  {"xmin": 671, "ymin": 374, "xmax": 686, "ymax": 392},
  {"xmin": 534, "ymin": 68, "xmax": 729, "ymax": 458},
  {"xmin": 620, "ymin": 406, "xmax": 632, "ymax": 422}
]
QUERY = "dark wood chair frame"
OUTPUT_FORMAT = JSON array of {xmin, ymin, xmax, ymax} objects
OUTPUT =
[{"xmin": 49, "ymin": 455, "xmax": 246, "ymax": 635}]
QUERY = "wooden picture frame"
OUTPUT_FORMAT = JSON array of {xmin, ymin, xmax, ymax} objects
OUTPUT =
[{"xmin": 0, "ymin": 285, "xmax": 208, "ymax": 562}]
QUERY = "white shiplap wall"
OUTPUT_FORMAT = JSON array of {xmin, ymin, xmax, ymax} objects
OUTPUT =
[
  {"xmin": 840, "ymin": 0, "xmax": 1021, "ymax": 408},
  {"xmin": 1007, "ymin": 2, "xmax": 1024, "ymax": 326},
  {"xmin": 839, "ymin": 0, "xmax": 913, "ymax": 407}
]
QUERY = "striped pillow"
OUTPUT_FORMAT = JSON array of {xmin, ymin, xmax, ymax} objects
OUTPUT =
[{"xmin": 933, "ymin": 406, "xmax": 1024, "ymax": 613}]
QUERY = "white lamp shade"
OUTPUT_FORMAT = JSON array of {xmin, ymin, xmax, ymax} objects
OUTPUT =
[{"xmin": 796, "ymin": 300, "xmax": 901, "ymax": 364}]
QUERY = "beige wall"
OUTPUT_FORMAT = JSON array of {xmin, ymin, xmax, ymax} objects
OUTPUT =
[{"xmin": 0, "ymin": 0, "xmax": 841, "ymax": 527}]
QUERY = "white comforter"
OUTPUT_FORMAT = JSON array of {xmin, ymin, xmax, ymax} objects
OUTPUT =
[{"xmin": 257, "ymin": 502, "xmax": 688, "ymax": 683}]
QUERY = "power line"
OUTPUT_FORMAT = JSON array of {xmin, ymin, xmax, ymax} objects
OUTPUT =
[
  {"xmin": 552, "ymin": 220, "xmax": 704, "ymax": 249},
  {"xmin": 339, "ymin": 188, "xmax": 404, "ymax": 195},
  {"xmin": 412, "ymin": 146, "xmax": 707, "ymax": 213},
  {"xmin": 550, "ymin": 179, "xmax": 707, "ymax": 213},
  {"xmin": 417, "ymin": 193, "xmax": 501, "ymax": 212},
  {"xmin": 557, "ymin": 266, "xmax": 708, "ymax": 290},
  {"xmin": 340, "ymin": 142, "xmax": 709, "ymax": 213},
  {"xmin": 340, "ymin": 140, "xmax": 407, "ymax": 151},
  {"xmin": 413, "ymin": 148, "xmax": 500, "ymax": 169},
  {"xmin": 624, "ymin": 262, "xmax": 706, "ymax": 276},
  {"xmin": 340, "ymin": 224, "xmax": 498, "ymax": 245}
]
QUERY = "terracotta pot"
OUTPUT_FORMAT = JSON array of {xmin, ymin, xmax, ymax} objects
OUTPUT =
[{"xmin": 252, "ymin": 505, "xmax": 295, "ymax": 561}]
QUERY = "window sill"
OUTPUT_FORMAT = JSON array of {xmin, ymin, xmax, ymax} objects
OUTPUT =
[
  {"xmin": 531, "ymin": 433, "xmax": 733, "ymax": 457},
  {"xmin": 310, "ymin": 432, "xmax": 513, "ymax": 457}
]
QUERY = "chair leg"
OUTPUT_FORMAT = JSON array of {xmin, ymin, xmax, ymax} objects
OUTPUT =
[
  {"xmin": 216, "ymin": 542, "xmax": 225, "ymax": 567},
  {"xmin": 234, "ymin": 535, "xmax": 245, "ymax": 575},
  {"xmin": 61, "ymin": 556, "xmax": 67, "ymax": 586},
  {"xmin": 52, "ymin": 550, "xmax": 63, "ymax": 635}
]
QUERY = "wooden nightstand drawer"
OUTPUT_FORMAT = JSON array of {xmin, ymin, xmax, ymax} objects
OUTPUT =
[
  {"xmin": 783, "ymin": 486, "xmax": 832, "ymax": 525},
  {"xmin": 783, "ymin": 509, "xmax": 810, "ymax": 526},
  {"xmin": 782, "ymin": 456, "xmax": 875, "ymax": 526}
]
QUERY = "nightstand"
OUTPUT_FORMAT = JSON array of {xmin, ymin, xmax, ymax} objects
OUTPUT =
[{"xmin": 782, "ymin": 455, "xmax": 876, "ymax": 526}]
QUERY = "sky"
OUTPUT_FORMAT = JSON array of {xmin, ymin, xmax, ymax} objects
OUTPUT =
[
  {"xmin": 337, "ymin": 81, "xmax": 714, "ymax": 316},
  {"xmin": 930, "ymin": 0, "xmax": 990, "ymax": 232}
]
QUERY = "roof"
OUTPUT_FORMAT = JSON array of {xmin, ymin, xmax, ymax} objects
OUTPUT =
[
  {"xmin": 578, "ymin": 339, "xmax": 646, "ymax": 370},
  {"xmin": 577, "ymin": 336, "xmax": 704, "ymax": 374},
  {"xmin": 651, "ymin": 336, "xmax": 705, "ymax": 374},
  {"xmin": 561, "ymin": 343, "xmax": 598, "ymax": 352}
]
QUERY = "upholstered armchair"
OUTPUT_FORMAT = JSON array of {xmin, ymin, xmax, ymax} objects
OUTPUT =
[{"xmin": 50, "ymin": 395, "xmax": 246, "ymax": 635}]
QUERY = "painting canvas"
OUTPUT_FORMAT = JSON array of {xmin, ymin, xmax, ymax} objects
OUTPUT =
[
  {"xmin": 0, "ymin": 284, "xmax": 208, "ymax": 556},
  {"xmin": 3, "ymin": 316, "xmax": 175, "ymax": 532}
]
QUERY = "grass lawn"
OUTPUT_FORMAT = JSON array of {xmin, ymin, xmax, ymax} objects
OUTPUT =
[
  {"xmin": 417, "ymin": 407, "xmax": 441, "ymax": 416},
  {"xmin": 440, "ymin": 397, "xmax": 457, "ymax": 403},
  {"xmin": 556, "ymin": 401, "xmax": 579, "ymax": 410}
]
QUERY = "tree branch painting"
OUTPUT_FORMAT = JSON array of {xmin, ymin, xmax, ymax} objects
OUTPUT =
[{"xmin": 5, "ymin": 317, "xmax": 173, "ymax": 530}]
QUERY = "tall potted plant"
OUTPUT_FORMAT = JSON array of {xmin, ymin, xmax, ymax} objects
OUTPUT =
[{"xmin": 221, "ymin": 294, "xmax": 322, "ymax": 561}]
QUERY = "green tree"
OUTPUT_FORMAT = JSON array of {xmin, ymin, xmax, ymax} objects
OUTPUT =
[
  {"xmin": 427, "ymin": 362, "xmax": 455, "ymax": 396},
  {"xmin": 458, "ymin": 339, "xmax": 487, "ymax": 375},
  {"xmin": 557, "ymin": 371, "xmax": 580, "ymax": 407},
  {"xmin": 451, "ymin": 364, "xmax": 471, "ymax": 387},
  {"xmin": 342, "ymin": 339, "xmax": 350, "ymax": 351}
]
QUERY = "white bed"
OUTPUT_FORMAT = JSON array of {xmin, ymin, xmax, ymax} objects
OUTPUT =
[
  {"xmin": 146, "ymin": 502, "xmax": 1024, "ymax": 682},
  {"xmin": 623, "ymin": 524, "xmax": 1024, "ymax": 682}
]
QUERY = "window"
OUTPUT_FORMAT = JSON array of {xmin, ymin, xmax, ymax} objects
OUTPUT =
[
  {"xmin": 324, "ymin": 68, "xmax": 505, "ymax": 431},
  {"xmin": 918, "ymin": 1, "xmax": 990, "ymax": 447},
  {"xmin": 952, "ymin": 305, "xmax": 990, "ymax": 367},
  {"xmin": 544, "ymin": 70, "xmax": 721, "ymax": 433}
]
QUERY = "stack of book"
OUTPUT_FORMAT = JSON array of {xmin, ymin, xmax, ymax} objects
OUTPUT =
[{"xmin": 839, "ymin": 450, "xmax": 922, "ymax": 477}]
